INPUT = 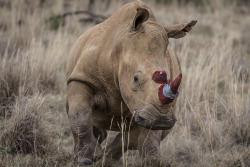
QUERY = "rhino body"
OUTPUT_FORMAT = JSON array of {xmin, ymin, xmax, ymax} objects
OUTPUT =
[{"xmin": 66, "ymin": 0, "xmax": 196, "ymax": 165}]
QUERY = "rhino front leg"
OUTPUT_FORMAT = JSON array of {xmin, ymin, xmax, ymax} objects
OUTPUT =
[
  {"xmin": 93, "ymin": 126, "xmax": 107, "ymax": 144},
  {"xmin": 67, "ymin": 81, "xmax": 102, "ymax": 165},
  {"xmin": 137, "ymin": 128, "xmax": 162, "ymax": 166},
  {"xmin": 106, "ymin": 132, "xmax": 128, "ymax": 161}
]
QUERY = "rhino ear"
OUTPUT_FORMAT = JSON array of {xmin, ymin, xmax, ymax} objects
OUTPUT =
[
  {"xmin": 132, "ymin": 8, "xmax": 149, "ymax": 31},
  {"xmin": 165, "ymin": 20, "xmax": 197, "ymax": 39}
]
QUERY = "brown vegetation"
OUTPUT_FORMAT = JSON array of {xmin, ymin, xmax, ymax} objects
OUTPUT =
[{"xmin": 0, "ymin": 0, "xmax": 249, "ymax": 166}]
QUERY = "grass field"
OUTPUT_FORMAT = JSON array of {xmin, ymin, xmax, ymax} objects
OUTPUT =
[{"xmin": 0, "ymin": 0, "xmax": 249, "ymax": 166}]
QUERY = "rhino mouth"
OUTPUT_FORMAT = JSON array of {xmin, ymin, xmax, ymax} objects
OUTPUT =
[{"xmin": 134, "ymin": 105, "xmax": 176, "ymax": 130}]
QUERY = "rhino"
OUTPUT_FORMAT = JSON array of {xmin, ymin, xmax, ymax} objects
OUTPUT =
[{"xmin": 66, "ymin": 0, "xmax": 196, "ymax": 165}]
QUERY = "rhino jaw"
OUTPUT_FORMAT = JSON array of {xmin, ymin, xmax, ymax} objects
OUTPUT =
[
  {"xmin": 134, "ymin": 106, "xmax": 177, "ymax": 130},
  {"xmin": 135, "ymin": 115, "xmax": 176, "ymax": 130}
]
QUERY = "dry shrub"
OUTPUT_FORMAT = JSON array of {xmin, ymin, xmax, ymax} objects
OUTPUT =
[
  {"xmin": 0, "ymin": 94, "xmax": 72, "ymax": 166},
  {"xmin": 0, "ymin": 95, "xmax": 53, "ymax": 155}
]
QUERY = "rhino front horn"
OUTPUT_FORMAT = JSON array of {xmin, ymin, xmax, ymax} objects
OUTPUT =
[
  {"xmin": 170, "ymin": 73, "xmax": 182, "ymax": 94},
  {"xmin": 158, "ymin": 73, "xmax": 182, "ymax": 104}
]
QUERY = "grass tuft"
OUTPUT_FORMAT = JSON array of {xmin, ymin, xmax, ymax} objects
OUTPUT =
[{"xmin": 0, "ymin": 95, "xmax": 52, "ymax": 155}]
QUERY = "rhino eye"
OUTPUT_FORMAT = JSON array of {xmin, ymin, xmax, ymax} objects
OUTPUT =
[
  {"xmin": 132, "ymin": 72, "xmax": 146, "ymax": 91},
  {"xmin": 134, "ymin": 76, "xmax": 138, "ymax": 82}
]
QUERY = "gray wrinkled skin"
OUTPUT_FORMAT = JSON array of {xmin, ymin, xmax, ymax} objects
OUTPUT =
[{"xmin": 66, "ymin": 0, "xmax": 196, "ymax": 166}]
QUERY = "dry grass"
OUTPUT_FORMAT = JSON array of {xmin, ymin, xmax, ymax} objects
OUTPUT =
[
  {"xmin": 0, "ymin": 95, "xmax": 48, "ymax": 155},
  {"xmin": 0, "ymin": 0, "xmax": 249, "ymax": 166}
]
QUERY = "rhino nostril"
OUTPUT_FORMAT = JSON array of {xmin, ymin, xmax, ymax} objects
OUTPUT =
[{"xmin": 134, "ymin": 76, "xmax": 138, "ymax": 82}]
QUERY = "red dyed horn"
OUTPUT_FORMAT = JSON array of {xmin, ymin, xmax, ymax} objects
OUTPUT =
[
  {"xmin": 158, "ymin": 85, "xmax": 174, "ymax": 104},
  {"xmin": 170, "ymin": 73, "xmax": 182, "ymax": 94},
  {"xmin": 152, "ymin": 71, "xmax": 167, "ymax": 84}
]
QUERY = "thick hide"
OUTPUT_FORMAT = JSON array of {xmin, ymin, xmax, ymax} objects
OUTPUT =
[{"xmin": 66, "ymin": 0, "xmax": 197, "ymax": 165}]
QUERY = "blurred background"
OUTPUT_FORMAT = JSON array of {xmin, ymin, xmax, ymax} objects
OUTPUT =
[{"xmin": 0, "ymin": 0, "xmax": 249, "ymax": 166}]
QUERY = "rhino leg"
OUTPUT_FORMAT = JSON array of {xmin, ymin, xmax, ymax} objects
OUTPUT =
[
  {"xmin": 105, "ymin": 132, "xmax": 128, "ymax": 161},
  {"xmin": 135, "ymin": 127, "xmax": 162, "ymax": 166},
  {"xmin": 105, "ymin": 128, "xmax": 162, "ymax": 165},
  {"xmin": 93, "ymin": 126, "xmax": 107, "ymax": 144},
  {"xmin": 67, "ymin": 81, "xmax": 102, "ymax": 165}
]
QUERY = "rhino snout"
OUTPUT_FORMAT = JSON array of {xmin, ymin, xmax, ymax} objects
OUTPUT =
[{"xmin": 134, "ymin": 106, "xmax": 177, "ymax": 130}]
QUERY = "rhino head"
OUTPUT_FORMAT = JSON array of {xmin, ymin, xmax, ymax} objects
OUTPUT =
[{"xmin": 115, "ymin": 7, "xmax": 197, "ymax": 130}]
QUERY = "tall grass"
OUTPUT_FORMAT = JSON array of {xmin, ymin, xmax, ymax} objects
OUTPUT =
[
  {"xmin": 161, "ymin": 39, "xmax": 249, "ymax": 166},
  {"xmin": 0, "ymin": 0, "xmax": 249, "ymax": 166}
]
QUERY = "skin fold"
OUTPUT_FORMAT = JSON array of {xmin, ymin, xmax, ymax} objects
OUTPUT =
[{"xmin": 66, "ymin": 0, "xmax": 196, "ymax": 165}]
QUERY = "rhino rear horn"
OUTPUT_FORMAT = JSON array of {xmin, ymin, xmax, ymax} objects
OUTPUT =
[{"xmin": 152, "ymin": 71, "xmax": 167, "ymax": 84}]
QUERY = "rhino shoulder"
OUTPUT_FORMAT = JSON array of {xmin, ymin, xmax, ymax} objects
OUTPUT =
[{"xmin": 66, "ymin": 24, "xmax": 105, "ymax": 84}]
